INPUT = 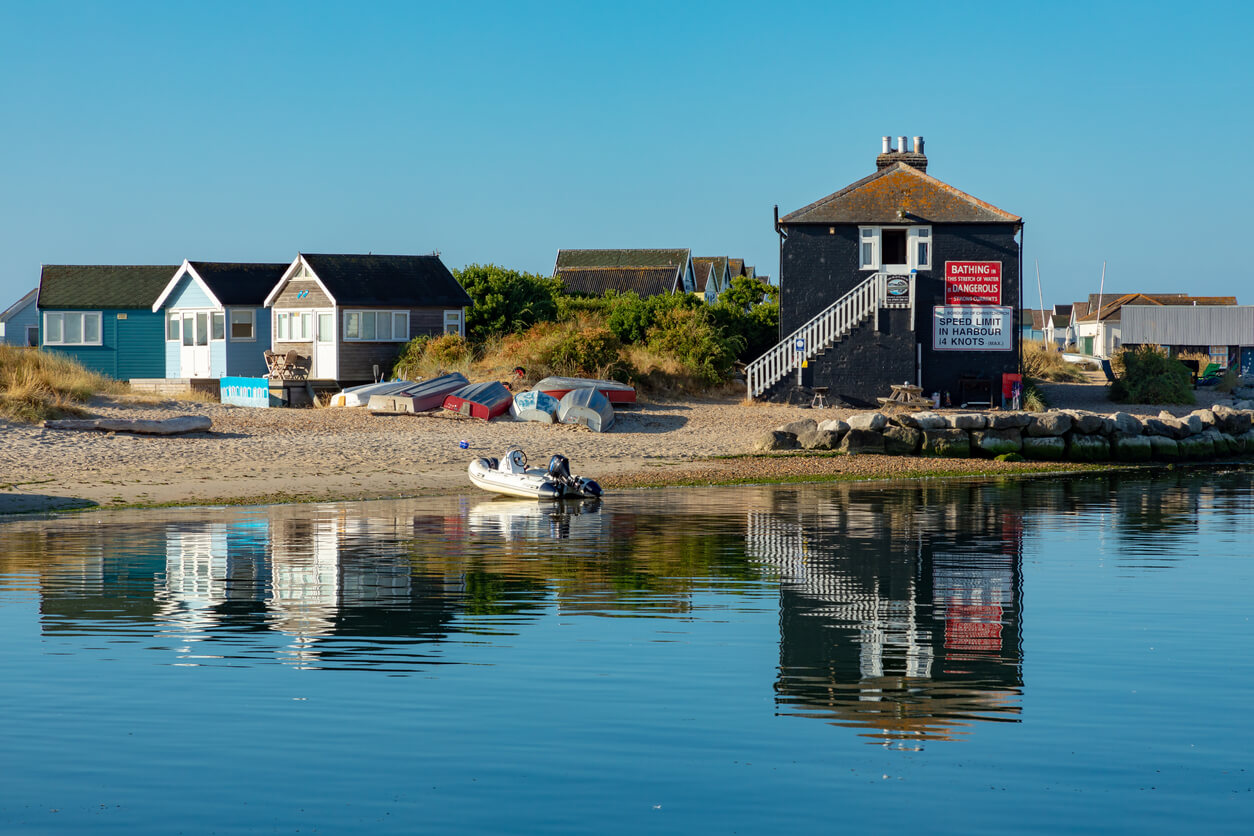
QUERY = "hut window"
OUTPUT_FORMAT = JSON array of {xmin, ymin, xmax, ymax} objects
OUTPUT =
[
  {"xmin": 167, "ymin": 313, "xmax": 181, "ymax": 341},
  {"xmin": 859, "ymin": 227, "xmax": 878, "ymax": 270},
  {"xmin": 444, "ymin": 310, "xmax": 463, "ymax": 336},
  {"xmin": 343, "ymin": 310, "xmax": 409, "ymax": 342},
  {"xmin": 276, "ymin": 312, "xmax": 289, "ymax": 341},
  {"xmin": 211, "ymin": 312, "xmax": 225, "ymax": 341},
  {"xmin": 43, "ymin": 311, "xmax": 101, "ymax": 346},
  {"xmin": 230, "ymin": 310, "xmax": 255, "ymax": 341}
]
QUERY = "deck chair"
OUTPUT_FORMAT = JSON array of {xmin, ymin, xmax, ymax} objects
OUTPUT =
[{"xmin": 284, "ymin": 350, "xmax": 311, "ymax": 381}]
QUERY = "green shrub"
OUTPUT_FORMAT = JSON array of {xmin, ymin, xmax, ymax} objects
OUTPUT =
[
  {"xmin": 707, "ymin": 298, "xmax": 779, "ymax": 362},
  {"xmin": 605, "ymin": 292, "xmax": 651, "ymax": 343},
  {"xmin": 391, "ymin": 333, "xmax": 472, "ymax": 379},
  {"xmin": 455, "ymin": 264, "xmax": 562, "ymax": 342},
  {"xmin": 646, "ymin": 307, "xmax": 743, "ymax": 385},
  {"xmin": 1108, "ymin": 346, "xmax": 1195, "ymax": 405},
  {"xmin": 548, "ymin": 325, "xmax": 623, "ymax": 377}
]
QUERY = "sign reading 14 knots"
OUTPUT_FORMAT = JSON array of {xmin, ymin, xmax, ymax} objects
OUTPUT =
[
  {"xmin": 944, "ymin": 261, "xmax": 1001, "ymax": 305},
  {"xmin": 933, "ymin": 306, "xmax": 1012, "ymax": 351}
]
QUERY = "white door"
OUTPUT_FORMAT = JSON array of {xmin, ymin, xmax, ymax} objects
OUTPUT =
[
  {"xmin": 180, "ymin": 312, "xmax": 211, "ymax": 378},
  {"xmin": 314, "ymin": 310, "xmax": 336, "ymax": 379}
]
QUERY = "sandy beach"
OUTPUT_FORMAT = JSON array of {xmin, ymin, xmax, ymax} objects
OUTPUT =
[{"xmin": 0, "ymin": 371, "xmax": 1236, "ymax": 514}]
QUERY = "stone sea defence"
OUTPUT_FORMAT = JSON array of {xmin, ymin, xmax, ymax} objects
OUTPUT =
[{"xmin": 754, "ymin": 405, "xmax": 1254, "ymax": 463}]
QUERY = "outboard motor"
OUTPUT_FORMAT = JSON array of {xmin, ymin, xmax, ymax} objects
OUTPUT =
[
  {"xmin": 576, "ymin": 478, "xmax": 602, "ymax": 498},
  {"xmin": 547, "ymin": 455, "xmax": 572, "ymax": 482}
]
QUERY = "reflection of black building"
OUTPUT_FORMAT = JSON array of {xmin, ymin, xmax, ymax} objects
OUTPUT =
[{"xmin": 749, "ymin": 483, "xmax": 1024, "ymax": 745}]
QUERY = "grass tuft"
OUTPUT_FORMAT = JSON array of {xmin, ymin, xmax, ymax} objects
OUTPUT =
[{"xmin": 0, "ymin": 346, "xmax": 124, "ymax": 424}]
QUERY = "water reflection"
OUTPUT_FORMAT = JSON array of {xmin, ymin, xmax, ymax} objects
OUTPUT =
[{"xmin": 2, "ymin": 468, "xmax": 1250, "ymax": 744}]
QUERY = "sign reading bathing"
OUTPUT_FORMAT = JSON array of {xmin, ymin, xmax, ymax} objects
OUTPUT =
[
  {"xmin": 945, "ymin": 261, "xmax": 1002, "ymax": 305},
  {"xmin": 933, "ymin": 306, "xmax": 1012, "ymax": 351}
]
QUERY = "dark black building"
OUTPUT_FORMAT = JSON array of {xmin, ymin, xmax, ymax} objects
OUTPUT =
[{"xmin": 750, "ymin": 137, "xmax": 1023, "ymax": 406}]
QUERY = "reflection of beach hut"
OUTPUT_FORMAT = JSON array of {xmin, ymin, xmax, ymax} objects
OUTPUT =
[
  {"xmin": 38, "ymin": 264, "xmax": 176, "ymax": 380},
  {"xmin": 151, "ymin": 260, "xmax": 287, "ymax": 379}
]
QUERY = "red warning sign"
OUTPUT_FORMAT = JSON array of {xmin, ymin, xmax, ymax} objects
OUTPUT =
[{"xmin": 945, "ymin": 261, "xmax": 1002, "ymax": 305}]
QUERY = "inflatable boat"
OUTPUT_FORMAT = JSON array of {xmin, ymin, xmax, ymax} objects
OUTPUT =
[{"xmin": 468, "ymin": 448, "xmax": 603, "ymax": 500}]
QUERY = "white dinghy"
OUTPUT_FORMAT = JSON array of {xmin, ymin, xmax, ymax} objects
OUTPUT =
[
  {"xmin": 468, "ymin": 448, "xmax": 603, "ymax": 500},
  {"xmin": 510, "ymin": 389, "xmax": 560, "ymax": 423}
]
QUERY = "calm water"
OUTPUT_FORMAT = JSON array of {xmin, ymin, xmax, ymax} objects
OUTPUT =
[{"xmin": 1, "ymin": 470, "xmax": 1252, "ymax": 834}]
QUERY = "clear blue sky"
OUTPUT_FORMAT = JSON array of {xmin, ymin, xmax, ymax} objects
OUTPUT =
[{"xmin": 2, "ymin": 1, "xmax": 1251, "ymax": 310}]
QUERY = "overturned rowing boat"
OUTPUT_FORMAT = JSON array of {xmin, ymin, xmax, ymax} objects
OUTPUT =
[
  {"xmin": 468, "ymin": 448, "xmax": 602, "ymax": 500},
  {"xmin": 557, "ymin": 387, "xmax": 615, "ymax": 432}
]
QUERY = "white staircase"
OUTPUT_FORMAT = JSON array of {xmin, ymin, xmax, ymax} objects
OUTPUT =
[{"xmin": 746, "ymin": 272, "xmax": 907, "ymax": 399}]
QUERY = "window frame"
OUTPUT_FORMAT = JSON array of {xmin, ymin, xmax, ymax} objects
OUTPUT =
[
  {"xmin": 342, "ymin": 310, "xmax": 410, "ymax": 342},
  {"xmin": 43, "ymin": 311, "xmax": 103, "ymax": 346},
  {"xmin": 229, "ymin": 309, "xmax": 256, "ymax": 342},
  {"xmin": 858, "ymin": 225, "xmax": 933, "ymax": 271},
  {"xmin": 443, "ymin": 309, "xmax": 463, "ymax": 337}
]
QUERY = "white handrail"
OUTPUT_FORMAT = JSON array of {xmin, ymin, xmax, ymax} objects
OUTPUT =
[{"xmin": 746, "ymin": 272, "xmax": 889, "ymax": 398}]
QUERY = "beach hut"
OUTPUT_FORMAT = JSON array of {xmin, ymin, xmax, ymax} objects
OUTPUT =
[
  {"xmin": 37, "ymin": 264, "xmax": 177, "ymax": 379},
  {"xmin": 263, "ymin": 253, "xmax": 472, "ymax": 385},
  {"xmin": 0, "ymin": 288, "xmax": 39, "ymax": 346},
  {"xmin": 151, "ymin": 261, "xmax": 288, "ymax": 379}
]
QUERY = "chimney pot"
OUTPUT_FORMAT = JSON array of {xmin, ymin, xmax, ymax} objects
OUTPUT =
[
  {"xmin": 914, "ymin": 136, "xmax": 924, "ymax": 155},
  {"xmin": 898, "ymin": 136, "xmax": 908, "ymax": 153},
  {"xmin": 882, "ymin": 136, "xmax": 891, "ymax": 154}
]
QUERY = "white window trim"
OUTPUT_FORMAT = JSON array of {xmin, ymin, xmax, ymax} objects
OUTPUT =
[
  {"xmin": 443, "ymin": 309, "xmax": 463, "ymax": 337},
  {"xmin": 43, "ymin": 311, "xmax": 103, "ymax": 346},
  {"xmin": 228, "ymin": 308, "xmax": 256, "ymax": 342},
  {"xmin": 343, "ymin": 309, "xmax": 410, "ymax": 342},
  {"xmin": 859, "ymin": 225, "xmax": 932, "ymax": 271}
]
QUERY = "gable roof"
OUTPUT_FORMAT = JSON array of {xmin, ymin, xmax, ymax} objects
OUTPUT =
[
  {"xmin": 1020, "ymin": 309, "xmax": 1046, "ymax": 331},
  {"xmin": 266, "ymin": 254, "xmax": 471, "ymax": 308},
  {"xmin": 153, "ymin": 260, "xmax": 290, "ymax": 310},
  {"xmin": 690, "ymin": 259, "xmax": 716, "ymax": 293},
  {"xmin": 1071, "ymin": 302, "xmax": 1090, "ymax": 321},
  {"xmin": 1048, "ymin": 313, "xmax": 1069, "ymax": 328},
  {"xmin": 727, "ymin": 258, "xmax": 745, "ymax": 277},
  {"xmin": 691, "ymin": 256, "xmax": 729, "ymax": 293},
  {"xmin": 0, "ymin": 288, "xmax": 38, "ymax": 322},
  {"xmin": 779, "ymin": 162, "xmax": 1021, "ymax": 225},
  {"xmin": 554, "ymin": 248, "xmax": 690, "ymax": 272},
  {"xmin": 554, "ymin": 265, "xmax": 683, "ymax": 297},
  {"xmin": 38, "ymin": 265, "xmax": 178, "ymax": 309}
]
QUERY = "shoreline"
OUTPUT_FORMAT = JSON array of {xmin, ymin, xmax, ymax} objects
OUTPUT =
[{"xmin": 0, "ymin": 380, "xmax": 1244, "ymax": 516}]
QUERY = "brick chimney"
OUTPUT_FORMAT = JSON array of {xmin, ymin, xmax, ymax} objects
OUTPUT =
[{"xmin": 876, "ymin": 135, "xmax": 927, "ymax": 172}]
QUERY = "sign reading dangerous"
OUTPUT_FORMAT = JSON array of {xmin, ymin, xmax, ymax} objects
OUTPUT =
[
  {"xmin": 933, "ymin": 306, "xmax": 1012, "ymax": 351},
  {"xmin": 945, "ymin": 261, "xmax": 1002, "ymax": 305}
]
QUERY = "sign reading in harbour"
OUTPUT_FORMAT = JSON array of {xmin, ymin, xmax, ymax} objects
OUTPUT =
[
  {"xmin": 933, "ymin": 306, "xmax": 1012, "ymax": 351},
  {"xmin": 944, "ymin": 261, "xmax": 1002, "ymax": 305}
]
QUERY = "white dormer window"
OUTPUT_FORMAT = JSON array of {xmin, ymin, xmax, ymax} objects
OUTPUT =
[{"xmin": 859, "ymin": 226, "xmax": 932, "ymax": 271}]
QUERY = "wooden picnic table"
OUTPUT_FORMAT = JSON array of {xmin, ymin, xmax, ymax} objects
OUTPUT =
[{"xmin": 877, "ymin": 383, "xmax": 934, "ymax": 409}]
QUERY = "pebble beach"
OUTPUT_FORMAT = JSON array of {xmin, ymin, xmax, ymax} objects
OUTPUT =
[{"xmin": 0, "ymin": 372, "xmax": 1239, "ymax": 514}]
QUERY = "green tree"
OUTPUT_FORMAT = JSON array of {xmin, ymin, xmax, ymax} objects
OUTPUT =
[
  {"xmin": 455, "ymin": 264, "xmax": 562, "ymax": 342},
  {"xmin": 720, "ymin": 274, "xmax": 777, "ymax": 311}
]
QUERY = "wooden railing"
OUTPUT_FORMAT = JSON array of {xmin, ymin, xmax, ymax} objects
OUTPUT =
[{"xmin": 746, "ymin": 272, "xmax": 890, "ymax": 399}]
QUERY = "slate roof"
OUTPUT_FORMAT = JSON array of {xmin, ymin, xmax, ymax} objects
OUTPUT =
[
  {"xmin": 691, "ymin": 256, "xmax": 729, "ymax": 293},
  {"xmin": 187, "ymin": 262, "xmax": 290, "ymax": 307},
  {"xmin": 554, "ymin": 266, "xmax": 683, "ymax": 297},
  {"xmin": 554, "ymin": 248, "xmax": 690, "ymax": 271},
  {"xmin": 727, "ymin": 258, "xmax": 745, "ymax": 277},
  {"xmin": 299, "ymin": 254, "xmax": 471, "ymax": 307},
  {"xmin": 779, "ymin": 162, "xmax": 1021, "ymax": 225},
  {"xmin": 690, "ymin": 259, "xmax": 716, "ymax": 293},
  {"xmin": 1020, "ymin": 309, "xmax": 1046, "ymax": 330},
  {"xmin": 0, "ymin": 288, "xmax": 38, "ymax": 322},
  {"xmin": 1048, "ymin": 313, "xmax": 1069, "ymax": 328},
  {"xmin": 38, "ymin": 265, "xmax": 178, "ymax": 309}
]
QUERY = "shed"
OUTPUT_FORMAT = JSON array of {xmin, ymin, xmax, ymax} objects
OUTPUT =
[
  {"xmin": 263, "ymin": 253, "xmax": 472, "ymax": 384},
  {"xmin": 1120, "ymin": 304, "xmax": 1254, "ymax": 373},
  {"xmin": 0, "ymin": 288, "xmax": 39, "ymax": 346},
  {"xmin": 151, "ymin": 260, "xmax": 288, "ymax": 379},
  {"xmin": 37, "ymin": 265, "xmax": 177, "ymax": 379}
]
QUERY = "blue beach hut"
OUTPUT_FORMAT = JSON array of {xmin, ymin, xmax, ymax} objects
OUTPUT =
[
  {"xmin": 37, "ymin": 265, "xmax": 177, "ymax": 380},
  {"xmin": 151, "ymin": 260, "xmax": 287, "ymax": 379},
  {"xmin": 0, "ymin": 288, "xmax": 40, "ymax": 346}
]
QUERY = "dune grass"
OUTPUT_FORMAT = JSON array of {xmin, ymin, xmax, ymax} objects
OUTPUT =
[
  {"xmin": 0, "ymin": 345, "xmax": 126, "ymax": 424},
  {"xmin": 1022, "ymin": 340, "xmax": 1088, "ymax": 382}
]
